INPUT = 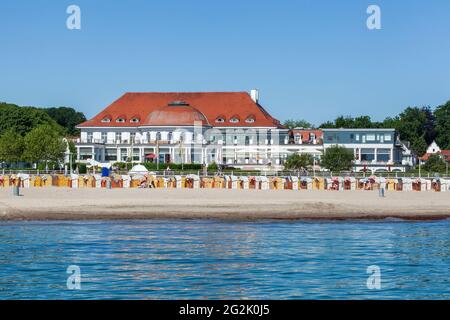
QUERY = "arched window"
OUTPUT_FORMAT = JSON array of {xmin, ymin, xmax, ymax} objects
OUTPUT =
[
  {"xmin": 229, "ymin": 116, "xmax": 240, "ymax": 123},
  {"xmin": 215, "ymin": 117, "xmax": 226, "ymax": 123},
  {"xmin": 101, "ymin": 116, "xmax": 111, "ymax": 123},
  {"xmin": 130, "ymin": 118, "xmax": 140, "ymax": 123},
  {"xmin": 116, "ymin": 117, "xmax": 126, "ymax": 123}
]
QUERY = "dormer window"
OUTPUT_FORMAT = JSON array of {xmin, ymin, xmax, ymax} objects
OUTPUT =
[
  {"xmin": 245, "ymin": 117, "xmax": 255, "ymax": 123},
  {"xmin": 101, "ymin": 117, "xmax": 111, "ymax": 123},
  {"xmin": 215, "ymin": 117, "xmax": 226, "ymax": 123},
  {"xmin": 230, "ymin": 116, "xmax": 240, "ymax": 123},
  {"xmin": 130, "ymin": 118, "xmax": 140, "ymax": 123},
  {"xmin": 116, "ymin": 117, "xmax": 126, "ymax": 123}
]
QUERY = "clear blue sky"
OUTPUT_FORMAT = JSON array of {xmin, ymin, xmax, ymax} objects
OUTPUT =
[{"xmin": 1, "ymin": 0, "xmax": 450, "ymax": 125}]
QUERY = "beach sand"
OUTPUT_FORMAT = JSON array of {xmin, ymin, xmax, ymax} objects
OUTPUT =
[{"xmin": 0, "ymin": 187, "xmax": 449, "ymax": 221}]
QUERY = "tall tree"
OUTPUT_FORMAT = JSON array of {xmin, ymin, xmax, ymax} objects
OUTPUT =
[
  {"xmin": 321, "ymin": 145, "xmax": 354, "ymax": 172},
  {"xmin": 23, "ymin": 124, "xmax": 67, "ymax": 166},
  {"xmin": 43, "ymin": 107, "xmax": 86, "ymax": 136},
  {"xmin": 0, "ymin": 129, "xmax": 25, "ymax": 164},
  {"xmin": 423, "ymin": 154, "xmax": 446, "ymax": 173},
  {"xmin": 284, "ymin": 153, "xmax": 313, "ymax": 171},
  {"xmin": 283, "ymin": 119, "xmax": 313, "ymax": 129},
  {"xmin": 394, "ymin": 107, "xmax": 436, "ymax": 155},
  {"xmin": 0, "ymin": 103, "xmax": 63, "ymax": 136},
  {"xmin": 434, "ymin": 101, "xmax": 450, "ymax": 149}
]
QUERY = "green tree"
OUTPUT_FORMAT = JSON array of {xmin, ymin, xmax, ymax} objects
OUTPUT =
[
  {"xmin": 0, "ymin": 102, "xmax": 63, "ymax": 136},
  {"xmin": 321, "ymin": 145, "xmax": 354, "ymax": 172},
  {"xmin": 423, "ymin": 154, "xmax": 446, "ymax": 173},
  {"xmin": 283, "ymin": 119, "xmax": 313, "ymax": 129},
  {"xmin": 0, "ymin": 129, "xmax": 25, "ymax": 164},
  {"xmin": 284, "ymin": 153, "xmax": 313, "ymax": 171},
  {"xmin": 43, "ymin": 107, "xmax": 87, "ymax": 136},
  {"xmin": 392, "ymin": 107, "xmax": 436, "ymax": 155},
  {"xmin": 23, "ymin": 124, "xmax": 67, "ymax": 166},
  {"xmin": 434, "ymin": 101, "xmax": 450, "ymax": 149}
]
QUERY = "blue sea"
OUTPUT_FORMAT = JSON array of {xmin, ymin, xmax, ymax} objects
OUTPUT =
[{"xmin": 0, "ymin": 219, "xmax": 449, "ymax": 299}]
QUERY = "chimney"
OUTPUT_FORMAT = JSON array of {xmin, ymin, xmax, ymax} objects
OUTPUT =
[{"xmin": 250, "ymin": 89, "xmax": 259, "ymax": 103}]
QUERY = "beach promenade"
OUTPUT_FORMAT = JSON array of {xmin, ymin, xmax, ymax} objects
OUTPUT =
[{"xmin": 0, "ymin": 187, "xmax": 449, "ymax": 221}]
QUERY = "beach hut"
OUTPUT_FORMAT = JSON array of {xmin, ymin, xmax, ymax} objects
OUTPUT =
[
  {"xmin": 290, "ymin": 176, "xmax": 299, "ymax": 190},
  {"xmin": 200, "ymin": 177, "xmax": 211, "ymax": 189},
  {"xmin": 413, "ymin": 178, "xmax": 427, "ymax": 191},
  {"xmin": 438, "ymin": 179, "xmax": 448, "ymax": 192},
  {"xmin": 17, "ymin": 173, "xmax": 30, "ymax": 188},
  {"xmin": 300, "ymin": 177, "xmax": 312, "ymax": 190},
  {"xmin": 386, "ymin": 179, "xmax": 396, "ymax": 191},
  {"xmin": 272, "ymin": 177, "xmax": 284, "ymax": 190},
  {"xmin": 110, "ymin": 174, "xmax": 122, "ymax": 188},
  {"xmin": 229, "ymin": 176, "xmax": 239, "ymax": 189},
  {"xmin": 70, "ymin": 174, "xmax": 79, "ymax": 188},
  {"xmin": 0, "ymin": 175, "xmax": 6, "ymax": 187},
  {"xmin": 262, "ymin": 176, "xmax": 270, "ymax": 190},
  {"xmin": 78, "ymin": 175, "xmax": 88, "ymax": 188},
  {"xmin": 93, "ymin": 174, "xmax": 102, "ymax": 188},
  {"xmin": 174, "ymin": 175, "xmax": 183, "ymax": 188},
  {"xmin": 213, "ymin": 176, "xmax": 225, "ymax": 189},
  {"xmin": 324, "ymin": 177, "xmax": 332, "ymax": 190},
  {"xmin": 239, "ymin": 176, "xmax": 250, "ymax": 189},
  {"xmin": 41, "ymin": 174, "xmax": 52, "ymax": 187},
  {"xmin": 186, "ymin": 174, "xmax": 200, "ymax": 189},
  {"xmin": 249, "ymin": 176, "xmax": 258, "ymax": 189},
  {"xmin": 344, "ymin": 177, "xmax": 356, "ymax": 190},
  {"xmin": 401, "ymin": 178, "xmax": 413, "ymax": 191},
  {"xmin": 121, "ymin": 175, "xmax": 131, "ymax": 188},
  {"xmin": 313, "ymin": 177, "xmax": 324, "ymax": 190},
  {"xmin": 425, "ymin": 179, "xmax": 432, "ymax": 191},
  {"xmin": 130, "ymin": 174, "xmax": 144, "ymax": 188}
]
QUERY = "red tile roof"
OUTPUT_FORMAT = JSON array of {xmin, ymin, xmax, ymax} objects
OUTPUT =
[
  {"xmin": 291, "ymin": 129, "xmax": 323, "ymax": 143},
  {"xmin": 420, "ymin": 150, "xmax": 450, "ymax": 161},
  {"xmin": 78, "ymin": 92, "xmax": 283, "ymax": 128}
]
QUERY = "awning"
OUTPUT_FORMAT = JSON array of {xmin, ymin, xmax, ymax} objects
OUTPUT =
[{"xmin": 145, "ymin": 153, "xmax": 157, "ymax": 159}]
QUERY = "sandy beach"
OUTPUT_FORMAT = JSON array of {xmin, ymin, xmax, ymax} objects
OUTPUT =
[{"xmin": 0, "ymin": 187, "xmax": 449, "ymax": 221}]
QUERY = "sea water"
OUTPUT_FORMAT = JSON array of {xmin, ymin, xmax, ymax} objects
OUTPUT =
[{"xmin": 0, "ymin": 219, "xmax": 448, "ymax": 299}]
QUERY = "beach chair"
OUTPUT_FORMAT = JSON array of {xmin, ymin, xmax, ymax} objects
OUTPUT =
[
  {"xmin": 291, "ymin": 176, "xmax": 299, "ymax": 190},
  {"xmin": 70, "ymin": 174, "xmax": 79, "ymax": 188}
]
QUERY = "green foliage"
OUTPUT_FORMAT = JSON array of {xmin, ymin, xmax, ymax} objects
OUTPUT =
[
  {"xmin": 283, "ymin": 119, "xmax": 313, "ymax": 129},
  {"xmin": 423, "ymin": 154, "xmax": 447, "ymax": 173},
  {"xmin": 0, "ymin": 129, "xmax": 25, "ymax": 163},
  {"xmin": 321, "ymin": 145, "xmax": 354, "ymax": 172},
  {"xmin": 0, "ymin": 102, "xmax": 63, "ymax": 136},
  {"xmin": 23, "ymin": 124, "xmax": 67, "ymax": 164},
  {"xmin": 207, "ymin": 162, "xmax": 218, "ymax": 171},
  {"xmin": 284, "ymin": 153, "xmax": 313, "ymax": 170},
  {"xmin": 75, "ymin": 162, "xmax": 87, "ymax": 174},
  {"xmin": 43, "ymin": 107, "xmax": 86, "ymax": 136},
  {"xmin": 393, "ymin": 107, "xmax": 436, "ymax": 155},
  {"xmin": 434, "ymin": 101, "xmax": 450, "ymax": 149}
]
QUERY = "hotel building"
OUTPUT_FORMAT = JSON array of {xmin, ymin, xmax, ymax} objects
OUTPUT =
[
  {"xmin": 76, "ymin": 90, "xmax": 322, "ymax": 170},
  {"xmin": 322, "ymin": 128, "xmax": 409, "ymax": 172}
]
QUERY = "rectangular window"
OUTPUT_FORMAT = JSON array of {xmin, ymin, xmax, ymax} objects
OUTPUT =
[
  {"xmin": 384, "ymin": 134, "xmax": 392, "ymax": 141},
  {"xmin": 377, "ymin": 148, "xmax": 390, "ymax": 162},
  {"xmin": 361, "ymin": 148, "xmax": 375, "ymax": 161},
  {"xmin": 355, "ymin": 134, "xmax": 360, "ymax": 141},
  {"xmin": 120, "ymin": 148, "xmax": 129, "ymax": 161},
  {"xmin": 105, "ymin": 149, "xmax": 117, "ymax": 161},
  {"xmin": 133, "ymin": 148, "xmax": 140, "ymax": 161},
  {"xmin": 101, "ymin": 132, "xmax": 107, "ymax": 143},
  {"xmin": 79, "ymin": 147, "xmax": 92, "ymax": 160},
  {"xmin": 366, "ymin": 134, "xmax": 376, "ymax": 141}
]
